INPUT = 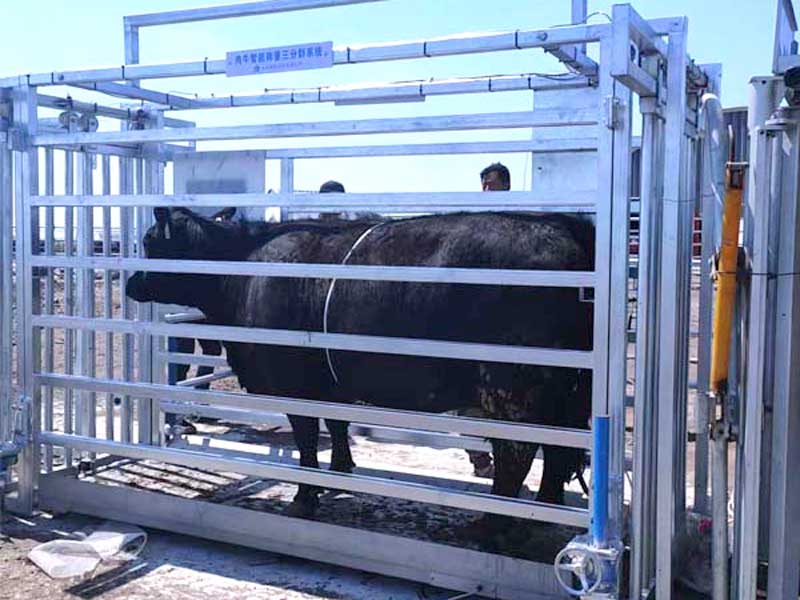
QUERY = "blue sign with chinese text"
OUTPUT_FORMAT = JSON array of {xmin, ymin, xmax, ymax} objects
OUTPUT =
[{"xmin": 225, "ymin": 41, "xmax": 334, "ymax": 77}]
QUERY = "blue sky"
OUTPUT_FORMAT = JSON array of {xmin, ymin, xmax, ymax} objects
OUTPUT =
[{"xmin": 0, "ymin": 0, "xmax": 779, "ymax": 196}]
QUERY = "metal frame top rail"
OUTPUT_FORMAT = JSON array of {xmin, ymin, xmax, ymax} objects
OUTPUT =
[
  {"xmin": 167, "ymin": 73, "xmax": 593, "ymax": 111},
  {"xmin": 29, "ymin": 190, "xmax": 597, "ymax": 209},
  {"xmin": 125, "ymin": 0, "xmax": 387, "ymax": 28},
  {"xmin": 31, "ymin": 109, "xmax": 599, "ymax": 146},
  {"xmin": 0, "ymin": 23, "xmax": 611, "ymax": 88},
  {"xmin": 70, "ymin": 72, "xmax": 593, "ymax": 113}
]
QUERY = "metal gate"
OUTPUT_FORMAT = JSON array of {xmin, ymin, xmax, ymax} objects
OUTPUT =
[{"xmin": 0, "ymin": 2, "xmax": 717, "ymax": 598}]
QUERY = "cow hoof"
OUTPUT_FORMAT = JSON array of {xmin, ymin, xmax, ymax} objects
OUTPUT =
[
  {"xmin": 329, "ymin": 461, "xmax": 355, "ymax": 474},
  {"xmin": 535, "ymin": 491, "xmax": 565, "ymax": 505},
  {"xmin": 472, "ymin": 463, "xmax": 495, "ymax": 479},
  {"xmin": 284, "ymin": 498, "xmax": 318, "ymax": 518}
]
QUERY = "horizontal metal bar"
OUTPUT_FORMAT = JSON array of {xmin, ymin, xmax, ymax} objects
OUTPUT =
[
  {"xmin": 161, "ymin": 401, "xmax": 491, "ymax": 452},
  {"xmin": 646, "ymin": 16, "xmax": 688, "ymax": 36},
  {"xmin": 175, "ymin": 368, "xmax": 235, "ymax": 388},
  {"xmin": 30, "ymin": 190, "xmax": 597, "ymax": 210},
  {"xmin": 168, "ymin": 435, "xmax": 494, "ymax": 482},
  {"xmin": 33, "ymin": 315, "xmax": 595, "ymax": 369},
  {"xmin": 38, "ymin": 93, "xmax": 139, "ymax": 121},
  {"xmin": 125, "ymin": 0, "xmax": 385, "ymax": 27},
  {"xmin": 188, "ymin": 73, "xmax": 592, "ymax": 110},
  {"xmin": 544, "ymin": 44, "xmax": 598, "ymax": 76},
  {"xmin": 162, "ymin": 401, "xmax": 288, "ymax": 427},
  {"xmin": 40, "ymin": 432, "xmax": 587, "ymax": 524},
  {"xmin": 71, "ymin": 82, "xmax": 201, "ymax": 110},
  {"xmin": 248, "ymin": 138, "xmax": 599, "ymax": 159},
  {"xmin": 31, "ymin": 109, "xmax": 598, "ymax": 146},
  {"xmin": 38, "ymin": 140, "xmax": 189, "ymax": 159},
  {"xmin": 32, "ymin": 255, "xmax": 596, "ymax": 288},
  {"xmin": 1, "ymin": 24, "xmax": 610, "ymax": 88},
  {"xmin": 160, "ymin": 351, "xmax": 229, "ymax": 368},
  {"xmin": 36, "ymin": 373, "xmax": 594, "ymax": 448}
]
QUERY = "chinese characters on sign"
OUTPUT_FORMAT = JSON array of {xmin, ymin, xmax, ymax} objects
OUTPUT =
[{"xmin": 225, "ymin": 41, "xmax": 334, "ymax": 76}]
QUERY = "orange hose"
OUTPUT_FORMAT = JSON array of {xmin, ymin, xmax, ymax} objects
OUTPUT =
[{"xmin": 709, "ymin": 166, "xmax": 744, "ymax": 395}]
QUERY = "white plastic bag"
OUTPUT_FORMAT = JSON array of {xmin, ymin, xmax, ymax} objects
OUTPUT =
[{"xmin": 28, "ymin": 520, "xmax": 147, "ymax": 579}]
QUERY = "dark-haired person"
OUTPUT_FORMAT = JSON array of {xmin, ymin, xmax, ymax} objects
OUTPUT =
[{"xmin": 480, "ymin": 162, "xmax": 510, "ymax": 191}]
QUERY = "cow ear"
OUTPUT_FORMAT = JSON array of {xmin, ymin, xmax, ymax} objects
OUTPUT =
[
  {"xmin": 212, "ymin": 207, "xmax": 237, "ymax": 222},
  {"xmin": 154, "ymin": 207, "xmax": 169, "ymax": 224}
]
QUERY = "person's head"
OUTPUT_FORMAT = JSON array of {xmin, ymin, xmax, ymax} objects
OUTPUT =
[
  {"xmin": 480, "ymin": 163, "xmax": 510, "ymax": 191},
  {"xmin": 319, "ymin": 180, "xmax": 345, "ymax": 193}
]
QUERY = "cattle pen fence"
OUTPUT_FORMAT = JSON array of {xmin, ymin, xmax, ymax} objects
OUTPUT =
[{"xmin": 4, "ymin": 1, "xmax": 795, "ymax": 598}]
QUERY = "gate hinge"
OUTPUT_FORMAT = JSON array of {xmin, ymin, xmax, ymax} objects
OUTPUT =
[{"xmin": 604, "ymin": 96, "xmax": 623, "ymax": 130}]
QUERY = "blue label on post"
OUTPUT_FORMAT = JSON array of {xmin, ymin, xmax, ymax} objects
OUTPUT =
[{"xmin": 225, "ymin": 41, "xmax": 334, "ymax": 77}]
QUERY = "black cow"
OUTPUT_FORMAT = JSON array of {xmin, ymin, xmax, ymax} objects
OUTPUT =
[{"xmin": 127, "ymin": 208, "xmax": 594, "ymax": 519}]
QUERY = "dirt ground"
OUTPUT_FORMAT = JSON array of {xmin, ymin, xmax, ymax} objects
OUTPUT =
[{"xmin": 0, "ymin": 511, "xmax": 461, "ymax": 600}]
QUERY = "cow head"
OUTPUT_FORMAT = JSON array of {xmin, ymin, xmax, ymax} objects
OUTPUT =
[{"xmin": 126, "ymin": 207, "xmax": 238, "ymax": 307}]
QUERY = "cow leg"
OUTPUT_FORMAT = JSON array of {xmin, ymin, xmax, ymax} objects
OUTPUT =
[
  {"xmin": 165, "ymin": 337, "xmax": 195, "ymax": 433},
  {"xmin": 195, "ymin": 337, "xmax": 222, "ymax": 391},
  {"xmin": 473, "ymin": 439, "xmax": 537, "ymax": 532},
  {"xmin": 537, "ymin": 445, "xmax": 584, "ymax": 505},
  {"xmin": 286, "ymin": 415, "xmax": 321, "ymax": 517},
  {"xmin": 491, "ymin": 439, "xmax": 537, "ymax": 498},
  {"xmin": 325, "ymin": 419, "xmax": 355, "ymax": 473}
]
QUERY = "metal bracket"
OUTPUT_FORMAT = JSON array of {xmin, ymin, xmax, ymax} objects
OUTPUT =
[
  {"xmin": 604, "ymin": 96, "xmax": 623, "ymax": 129},
  {"xmin": 6, "ymin": 127, "xmax": 27, "ymax": 151}
]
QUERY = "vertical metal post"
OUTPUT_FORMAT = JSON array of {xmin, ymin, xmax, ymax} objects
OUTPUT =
[
  {"xmin": 280, "ymin": 158, "xmax": 294, "ymax": 221},
  {"xmin": 674, "ymin": 134, "xmax": 697, "ymax": 526},
  {"xmin": 42, "ymin": 148, "xmax": 55, "ymax": 472},
  {"xmin": 766, "ymin": 118, "xmax": 800, "ymax": 600},
  {"xmin": 695, "ymin": 122, "xmax": 719, "ymax": 514},
  {"xmin": 630, "ymin": 103, "xmax": 662, "ymax": 598},
  {"xmin": 122, "ymin": 18, "xmax": 139, "ymax": 443},
  {"xmin": 591, "ymin": 35, "xmax": 614, "ymax": 551},
  {"xmin": 736, "ymin": 77, "xmax": 781, "ymax": 599},
  {"xmin": 133, "ymin": 111, "xmax": 165, "ymax": 446},
  {"xmin": 119, "ymin": 152, "xmax": 134, "ymax": 444},
  {"xmin": 145, "ymin": 113, "xmax": 165, "ymax": 444},
  {"xmin": 63, "ymin": 150, "xmax": 75, "ymax": 466},
  {"xmin": 607, "ymin": 62, "xmax": 632, "ymax": 554},
  {"xmin": 743, "ymin": 77, "xmax": 782, "ymax": 250},
  {"xmin": 13, "ymin": 84, "xmax": 41, "ymax": 515},
  {"xmin": 596, "ymin": 17, "xmax": 633, "ymax": 557},
  {"xmin": 655, "ymin": 21, "xmax": 689, "ymax": 598},
  {"xmin": 134, "ymin": 156, "xmax": 153, "ymax": 444},
  {"xmin": 0, "ymin": 103, "xmax": 13, "ymax": 452},
  {"xmin": 76, "ymin": 152, "xmax": 95, "ymax": 448},
  {"xmin": 571, "ymin": 0, "xmax": 587, "ymax": 54},
  {"xmin": 102, "ymin": 155, "xmax": 114, "ymax": 441},
  {"xmin": 124, "ymin": 22, "xmax": 140, "ymax": 87}
]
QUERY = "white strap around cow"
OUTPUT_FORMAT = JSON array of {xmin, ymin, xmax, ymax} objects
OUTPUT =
[{"xmin": 323, "ymin": 223, "xmax": 384, "ymax": 384}]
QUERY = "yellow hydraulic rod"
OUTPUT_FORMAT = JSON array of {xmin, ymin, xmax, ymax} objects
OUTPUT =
[{"xmin": 709, "ymin": 162, "xmax": 745, "ymax": 394}]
